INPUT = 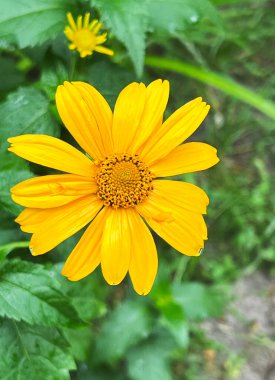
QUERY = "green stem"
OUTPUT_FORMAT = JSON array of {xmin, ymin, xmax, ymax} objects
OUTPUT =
[
  {"xmin": 0, "ymin": 241, "xmax": 29, "ymax": 262},
  {"xmin": 145, "ymin": 55, "xmax": 275, "ymax": 120},
  {"xmin": 69, "ymin": 52, "xmax": 77, "ymax": 81}
]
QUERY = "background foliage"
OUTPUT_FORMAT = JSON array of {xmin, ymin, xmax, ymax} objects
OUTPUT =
[{"xmin": 0, "ymin": 0, "xmax": 274, "ymax": 379}]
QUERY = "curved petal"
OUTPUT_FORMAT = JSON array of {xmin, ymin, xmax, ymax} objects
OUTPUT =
[
  {"xmin": 15, "ymin": 207, "xmax": 45, "ymax": 233},
  {"xmin": 71, "ymin": 81, "xmax": 113, "ymax": 155},
  {"xmin": 56, "ymin": 81, "xmax": 109, "ymax": 159},
  {"xmin": 112, "ymin": 82, "xmax": 147, "ymax": 153},
  {"xmin": 128, "ymin": 212, "xmax": 158, "ymax": 295},
  {"xmin": 94, "ymin": 45, "xmax": 114, "ymax": 56},
  {"xmin": 67, "ymin": 12, "xmax": 77, "ymax": 31},
  {"xmin": 101, "ymin": 208, "xmax": 135, "ymax": 285},
  {"xmin": 150, "ymin": 142, "xmax": 219, "ymax": 177},
  {"xmin": 130, "ymin": 79, "xmax": 170, "ymax": 153},
  {"xmin": 8, "ymin": 135, "xmax": 95, "ymax": 177},
  {"xmin": 137, "ymin": 180, "xmax": 208, "ymax": 256},
  {"xmin": 62, "ymin": 207, "xmax": 108, "ymax": 281},
  {"xmin": 11, "ymin": 174, "xmax": 98, "ymax": 208},
  {"xmin": 141, "ymin": 98, "xmax": 210, "ymax": 164},
  {"xmin": 19, "ymin": 195, "xmax": 103, "ymax": 255}
]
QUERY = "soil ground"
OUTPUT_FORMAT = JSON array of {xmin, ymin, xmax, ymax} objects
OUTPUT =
[{"xmin": 201, "ymin": 272, "xmax": 275, "ymax": 380}]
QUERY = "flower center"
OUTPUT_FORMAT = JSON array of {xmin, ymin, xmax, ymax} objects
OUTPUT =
[
  {"xmin": 74, "ymin": 30, "xmax": 96, "ymax": 50},
  {"xmin": 96, "ymin": 154, "xmax": 153, "ymax": 208}
]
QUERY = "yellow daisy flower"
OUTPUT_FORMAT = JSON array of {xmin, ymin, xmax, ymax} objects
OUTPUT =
[
  {"xmin": 64, "ymin": 12, "xmax": 114, "ymax": 58},
  {"xmin": 8, "ymin": 80, "xmax": 219, "ymax": 295}
]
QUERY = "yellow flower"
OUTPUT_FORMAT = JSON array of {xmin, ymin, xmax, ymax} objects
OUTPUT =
[
  {"xmin": 8, "ymin": 80, "xmax": 219, "ymax": 295},
  {"xmin": 64, "ymin": 12, "xmax": 114, "ymax": 58}
]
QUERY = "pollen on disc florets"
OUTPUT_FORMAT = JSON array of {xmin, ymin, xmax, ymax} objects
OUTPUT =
[{"xmin": 96, "ymin": 154, "xmax": 153, "ymax": 208}]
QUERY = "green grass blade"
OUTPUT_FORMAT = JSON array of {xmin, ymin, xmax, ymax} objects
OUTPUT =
[{"xmin": 145, "ymin": 56, "xmax": 275, "ymax": 120}]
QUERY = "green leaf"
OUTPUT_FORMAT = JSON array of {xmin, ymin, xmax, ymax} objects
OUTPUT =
[
  {"xmin": 158, "ymin": 301, "xmax": 189, "ymax": 349},
  {"xmin": 0, "ymin": 259, "xmax": 81, "ymax": 327},
  {"xmin": 173, "ymin": 282, "xmax": 226, "ymax": 320},
  {"xmin": 0, "ymin": 164, "xmax": 33, "ymax": 215},
  {"xmin": 0, "ymin": 214, "xmax": 25, "ymax": 246},
  {"xmin": 150, "ymin": 280, "xmax": 189, "ymax": 348},
  {"xmin": 39, "ymin": 62, "xmax": 69, "ymax": 101},
  {"xmin": 54, "ymin": 264, "xmax": 107, "ymax": 322},
  {"xmin": 0, "ymin": 87, "xmax": 60, "ymax": 147},
  {"xmin": 147, "ymin": 0, "xmax": 221, "ymax": 36},
  {"xmin": 0, "ymin": 57, "xmax": 24, "ymax": 93},
  {"xmin": 0, "ymin": 0, "xmax": 71, "ymax": 48},
  {"xmin": 0, "ymin": 86, "xmax": 60, "ymax": 214},
  {"xmin": 0, "ymin": 241, "xmax": 29, "ymax": 263},
  {"xmin": 92, "ymin": 0, "xmax": 147, "ymax": 76},
  {"xmin": 0, "ymin": 319, "xmax": 75, "ymax": 380},
  {"xmin": 86, "ymin": 61, "xmax": 136, "ymax": 108},
  {"xmin": 63, "ymin": 326, "xmax": 92, "ymax": 362},
  {"xmin": 127, "ymin": 331, "xmax": 175, "ymax": 380},
  {"xmin": 95, "ymin": 300, "xmax": 151, "ymax": 363}
]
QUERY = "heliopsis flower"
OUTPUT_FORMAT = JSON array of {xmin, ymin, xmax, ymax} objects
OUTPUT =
[
  {"xmin": 64, "ymin": 12, "xmax": 113, "ymax": 58},
  {"xmin": 8, "ymin": 80, "xmax": 219, "ymax": 295}
]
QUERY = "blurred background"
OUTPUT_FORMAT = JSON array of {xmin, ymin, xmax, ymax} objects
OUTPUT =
[{"xmin": 0, "ymin": 0, "xmax": 274, "ymax": 379}]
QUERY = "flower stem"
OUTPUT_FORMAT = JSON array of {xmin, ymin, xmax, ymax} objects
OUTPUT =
[{"xmin": 69, "ymin": 52, "xmax": 77, "ymax": 81}]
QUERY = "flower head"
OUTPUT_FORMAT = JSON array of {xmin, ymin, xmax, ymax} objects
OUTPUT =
[
  {"xmin": 8, "ymin": 80, "xmax": 219, "ymax": 295},
  {"xmin": 64, "ymin": 12, "xmax": 113, "ymax": 58}
]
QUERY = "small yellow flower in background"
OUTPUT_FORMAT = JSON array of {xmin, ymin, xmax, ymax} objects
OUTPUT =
[
  {"xmin": 8, "ymin": 80, "xmax": 219, "ymax": 295},
  {"xmin": 64, "ymin": 12, "xmax": 114, "ymax": 58}
]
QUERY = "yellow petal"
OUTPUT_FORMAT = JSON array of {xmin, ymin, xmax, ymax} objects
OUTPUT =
[
  {"xmin": 150, "ymin": 142, "xmax": 220, "ymax": 177},
  {"xmin": 11, "ymin": 174, "xmax": 98, "ymax": 208},
  {"xmin": 128, "ymin": 212, "xmax": 158, "ymax": 295},
  {"xmin": 101, "ymin": 208, "xmax": 135, "ymax": 285},
  {"xmin": 71, "ymin": 81, "xmax": 113, "ymax": 156},
  {"xmin": 88, "ymin": 19, "xmax": 98, "ymax": 31},
  {"xmin": 67, "ymin": 12, "xmax": 77, "ymax": 31},
  {"xmin": 15, "ymin": 208, "xmax": 46, "ymax": 233},
  {"xmin": 92, "ymin": 21, "xmax": 102, "ymax": 34},
  {"xmin": 130, "ymin": 79, "xmax": 170, "ymax": 153},
  {"xmin": 77, "ymin": 15, "xmax": 82, "ymax": 29},
  {"xmin": 26, "ymin": 195, "xmax": 102, "ymax": 255},
  {"xmin": 62, "ymin": 207, "xmax": 108, "ymax": 281},
  {"xmin": 64, "ymin": 26, "xmax": 73, "ymax": 40},
  {"xmin": 112, "ymin": 82, "xmax": 146, "ymax": 153},
  {"xmin": 83, "ymin": 13, "xmax": 90, "ymax": 28},
  {"xmin": 8, "ymin": 134, "xmax": 95, "ymax": 177},
  {"xmin": 94, "ymin": 45, "xmax": 114, "ymax": 56},
  {"xmin": 56, "ymin": 82, "xmax": 107, "ymax": 160},
  {"xmin": 142, "ymin": 98, "xmax": 210, "ymax": 164},
  {"xmin": 137, "ymin": 180, "xmax": 208, "ymax": 256},
  {"xmin": 95, "ymin": 34, "xmax": 107, "ymax": 44}
]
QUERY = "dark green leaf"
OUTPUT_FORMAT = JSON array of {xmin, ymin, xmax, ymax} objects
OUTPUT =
[
  {"xmin": 92, "ymin": 0, "xmax": 147, "ymax": 76},
  {"xmin": 0, "ymin": 86, "xmax": 60, "ymax": 214},
  {"xmin": 54, "ymin": 264, "xmax": 107, "ymax": 322},
  {"xmin": 127, "ymin": 331, "xmax": 174, "ymax": 380},
  {"xmin": 63, "ymin": 326, "xmax": 92, "ymax": 362},
  {"xmin": 173, "ymin": 282, "xmax": 226, "ymax": 320},
  {"xmin": 0, "ymin": 241, "xmax": 29, "ymax": 263},
  {"xmin": 0, "ymin": 319, "xmax": 75, "ymax": 380},
  {"xmin": 0, "ymin": 86, "xmax": 59, "ymax": 148},
  {"xmin": 86, "ymin": 61, "xmax": 136, "ymax": 108},
  {"xmin": 0, "ymin": 164, "xmax": 33, "ymax": 215},
  {"xmin": 0, "ymin": 0, "xmax": 71, "ymax": 48},
  {"xmin": 0, "ymin": 57, "xmax": 24, "ymax": 94},
  {"xmin": 0, "ymin": 259, "xmax": 81, "ymax": 327},
  {"xmin": 147, "ymin": 0, "xmax": 221, "ymax": 36},
  {"xmin": 0, "ymin": 209, "xmax": 26, "ymax": 246},
  {"xmin": 39, "ymin": 62, "xmax": 68, "ymax": 101},
  {"xmin": 95, "ymin": 300, "xmax": 151, "ymax": 363}
]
